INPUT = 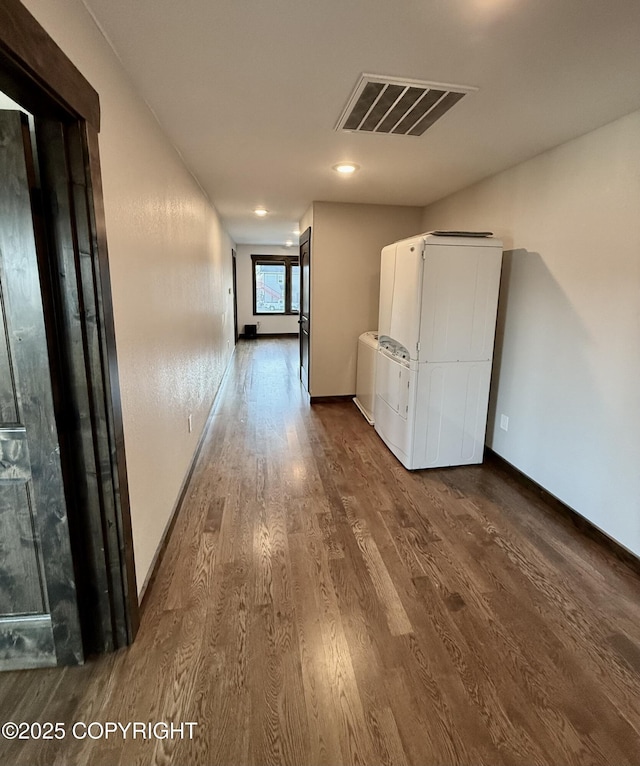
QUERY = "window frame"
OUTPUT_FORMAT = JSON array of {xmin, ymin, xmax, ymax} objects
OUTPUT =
[{"xmin": 251, "ymin": 254, "xmax": 300, "ymax": 316}]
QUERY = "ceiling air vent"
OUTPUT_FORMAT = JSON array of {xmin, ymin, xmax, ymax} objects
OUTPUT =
[{"xmin": 336, "ymin": 74, "xmax": 477, "ymax": 137}]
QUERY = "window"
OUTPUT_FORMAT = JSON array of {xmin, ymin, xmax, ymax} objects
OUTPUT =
[{"xmin": 252, "ymin": 255, "xmax": 300, "ymax": 315}]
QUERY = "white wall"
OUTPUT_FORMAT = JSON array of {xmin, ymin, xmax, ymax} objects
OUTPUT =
[
  {"xmin": 421, "ymin": 109, "xmax": 640, "ymax": 557},
  {"xmin": 0, "ymin": 92, "xmax": 27, "ymax": 112},
  {"xmin": 299, "ymin": 205, "xmax": 313, "ymax": 240},
  {"xmin": 236, "ymin": 244, "xmax": 299, "ymax": 335},
  {"xmin": 23, "ymin": 0, "xmax": 236, "ymax": 594},
  {"xmin": 311, "ymin": 202, "xmax": 423, "ymax": 397}
]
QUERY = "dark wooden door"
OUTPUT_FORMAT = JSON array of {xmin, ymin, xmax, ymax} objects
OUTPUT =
[
  {"xmin": 0, "ymin": 110, "xmax": 83, "ymax": 669},
  {"xmin": 232, "ymin": 248, "xmax": 239, "ymax": 343},
  {"xmin": 299, "ymin": 227, "xmax": 311, "ymax": 391}
]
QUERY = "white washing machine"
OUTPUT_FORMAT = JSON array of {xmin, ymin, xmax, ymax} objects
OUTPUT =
[{"xmin": 353, "ymin": 331, "xmax": 378, "ymax": 424}]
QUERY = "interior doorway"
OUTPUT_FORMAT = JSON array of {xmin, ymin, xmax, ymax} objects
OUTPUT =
[
  {"xmin": 0, "ymin": 107, "xmax": 84, "ymax": 668},
  {"xmin": 0, "ymin": 0, "xmax": 138, "ymax": 669}
]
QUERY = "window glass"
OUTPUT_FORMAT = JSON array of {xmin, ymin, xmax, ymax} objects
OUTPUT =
[
  {"xmin": 255, "ymin": 263, "xmax": 285, "ymax": 312},
  {"xmin": 252, "ymin": 255, "xmax": 299, "ymax": 315},
  {"xmin": 291, "ymin": 265, "xmax": 300, "ymax": 312}
]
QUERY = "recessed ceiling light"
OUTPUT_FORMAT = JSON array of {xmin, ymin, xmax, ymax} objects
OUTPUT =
[
  {"xmin": 254, "ymin": 207, "xmax": 268, "ymax": 217},
  {"xmin": 333, "ymin": 162, "xmax": 360, "ymax": 175}
]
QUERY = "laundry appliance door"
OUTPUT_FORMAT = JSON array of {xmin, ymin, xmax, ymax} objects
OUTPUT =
[
  {"xmin": 373, "ymin": 348, "xmax": 416, "ymax": 469},
  {"xmin": 387, "ymin": 237, "xmax": 423, "ymax": 361}
]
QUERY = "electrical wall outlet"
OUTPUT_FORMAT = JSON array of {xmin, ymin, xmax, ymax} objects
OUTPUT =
[{"xmin": 500, "ymin": 414, "xmax": 509, "ymax": 432}]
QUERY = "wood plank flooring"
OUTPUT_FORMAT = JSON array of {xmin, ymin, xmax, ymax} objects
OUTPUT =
[{"xmin": 2, "ymin": 336, "xmax": 640, "ymax": 765}]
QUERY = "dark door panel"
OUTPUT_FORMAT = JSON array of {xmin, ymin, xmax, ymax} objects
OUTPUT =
[
  {"xmin": 299, "ymin": 227, "xmax": 311, "ymax": 392},
  {"xmin": 0, "ymin": 109, "xmax": 83, "ymax": 669}
]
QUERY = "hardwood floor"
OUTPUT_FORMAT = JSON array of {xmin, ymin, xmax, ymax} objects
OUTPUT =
[{"xmin": 2, "ymin": 336, "xmax": 640, "ymax": 765}]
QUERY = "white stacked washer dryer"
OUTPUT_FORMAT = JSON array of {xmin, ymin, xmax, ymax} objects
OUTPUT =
[{"xmin": 374, "ymin": 232, "xmax": 503, "ymax": 470}]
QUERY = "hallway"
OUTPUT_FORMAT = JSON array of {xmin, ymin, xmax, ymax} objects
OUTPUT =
[{"xmin": 2, "ymin": 337, "xmax": 640, "ymax": 765}]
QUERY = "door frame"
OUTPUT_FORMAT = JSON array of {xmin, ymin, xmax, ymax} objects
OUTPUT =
[
  {"xmin": 231, "ymin": 248, "xmax": 239, "ymax": 343},
  {"xmin": 0, "ymin": 0, "xmax": 139, "ymax": 654},
  {"xmin": 299, "ymin": 227, "xmax": 311, "ymax": 392}
]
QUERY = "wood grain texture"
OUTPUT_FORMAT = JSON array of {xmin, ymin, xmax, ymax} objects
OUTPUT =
[
  {"xmin": 35, "ymin": 116, "xmax": 114, "ymax": 653},
  {"xmin": 83, "ymin": 122, "xmax": 139, "ymax": 641},
  {"xmin": 0, "ymin": 109, "xmax": 82, "ymax": 668},
  {"xmin": 33, "ymin": 117, "xmax": 137, "ymax": 653},
  {"xmin": 0, "ymin": 0, "xmax": 100, "ymax": 129},
  {"xmin": 2, "ymin": 337, "xmax": 640, "ymax": 764}
]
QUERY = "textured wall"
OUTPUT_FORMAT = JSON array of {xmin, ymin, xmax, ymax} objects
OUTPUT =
[
  {"xmin": 422, "ymin": 110, "xmax": 640, "ymax": 556},
  {"xmin": 311, "ymin": 202, "xmax": 423, "ymax": 397},
  {"xmin": 23, "ymin": 0, "xmax": 236, "ymax": 593}
]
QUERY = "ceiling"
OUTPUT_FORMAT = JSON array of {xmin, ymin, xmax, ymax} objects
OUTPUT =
[{"xmin": 80, "ymin": 0, "xmax": 640, "ymax": 245}]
